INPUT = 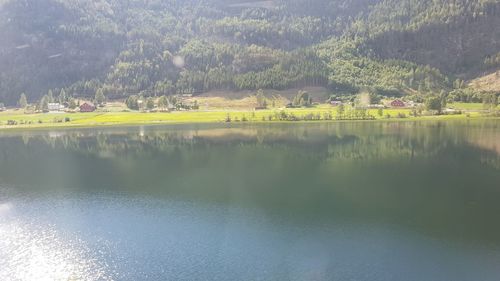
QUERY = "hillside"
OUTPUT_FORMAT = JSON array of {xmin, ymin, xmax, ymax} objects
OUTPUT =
[
  {"xmin": 0, "ymin": 0, "xmax": 499, "ymax": 105},
  {"xmin": 362, "ymin": 0, "xmax": 500, "ymax": 75},
  {"xmin": 470, "ymin": 71, "xmax": 500, "ymax": 92}
]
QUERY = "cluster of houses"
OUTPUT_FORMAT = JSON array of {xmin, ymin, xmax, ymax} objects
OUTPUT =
[{"xmin": 47, "ymin": 102, "xmax": 96, "ymax": 113}]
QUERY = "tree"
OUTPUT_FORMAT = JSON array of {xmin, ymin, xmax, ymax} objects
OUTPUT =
[
  {"xmin": 418, "ymin": 83, "xmax": 424, "ymax": 94},
  {"xmin": 293, "ymin": 90, "xmax": 312, "ymax": 107},
  {"xmin": 256, "ymin": 89, "xmax": 267, "ymax": 108},
  {"xmin": 439, "ymin": 90, "xmax": 447, "ymax": 109},
  {"xmin": 491, "ymin": 93, "xmax": 498, "ymax": 109},
  {"xmin": 337, "ymin": 103, "xmax": 345, "ymax": 119},
  {"xmin": 167, "ymin": 96, "xmax": 178, "ymax": 107},
  {"xmin": 39, "ymin": 95, "xmax": 49, "ymax": 111},
  {"xmin": 59, "ymin": 89, "xmax": 67, "ymax": 103},
  {"xmin": 483, "ymin": 92, "xmax": 498, "ymax": 111},
  {"xmin": 453, "ymin": 79, "xmax": 464, "ymax": 89},
  {"xmin": 19, "ymin": 93, "xmax": 28, "ymax": 108},
  {"xmin": 95, "ymin": 89, "xmax": 106, "ymax": 106},
  {"xmin": 126, "ymin": 95, "xmax": 140, "ymax": 110},
  {"xmin": 47, "ymin": 90, "xmax": 54, "ymax": 103},
  {"xmin": 154, "ymin": 80, "xmax": 175, "ymax": 96},
  {"xmin": 146, "ymin": 97, "xmax": 155, "ymax": 110},
  {"xmin": 157, "ymin": 96, "xmax": 169, "ymax": 109},
  {"xmin": 377, "ymin": 107, "xmax": 384, "ymax": 117},
  {"xmin": 68, "ymin": 98, "xmax": 77, "ymax": 109},
  {"xmin": 425, "ymin": 95, "xmax": 443, "ymax": 114},
  {"xmin": 369, "ymin": 92, "xmax": 382, "ymax": 104}
]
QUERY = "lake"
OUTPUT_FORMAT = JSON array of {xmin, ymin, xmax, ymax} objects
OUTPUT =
[{"xmin": 1, "ymin": 121, "xmax": 500, "ymax": 281}]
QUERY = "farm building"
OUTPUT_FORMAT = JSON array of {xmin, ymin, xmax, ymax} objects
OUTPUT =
[
  {"xmin": 48, "ymin": 103, "xmax": 64, "ymax": 112},
  {"xmin": 80, "ymin": 102, "xmax": 96, "ymax": 112},
  {"xmin": 390, "ymin": 100, "xmax": 405, "ymax": 107}
]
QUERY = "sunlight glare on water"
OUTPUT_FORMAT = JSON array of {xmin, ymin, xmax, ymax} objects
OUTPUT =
[{"xmin": 0, "ymin": 200, "xmax": 113, "ymax": 281}]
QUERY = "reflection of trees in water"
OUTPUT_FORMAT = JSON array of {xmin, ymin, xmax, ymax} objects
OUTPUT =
[{"xmin": 1, "ymin": 122, "xmax": 499, "ymax": 169}]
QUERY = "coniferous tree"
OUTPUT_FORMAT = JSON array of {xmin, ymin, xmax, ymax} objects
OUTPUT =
[
  {"xmin": 95, "ymin": 89, "xmax": 106, "ymax": 106},
  {"xmin": 19, "ymin": 93, "xmax": 28, "ymax": 108}
]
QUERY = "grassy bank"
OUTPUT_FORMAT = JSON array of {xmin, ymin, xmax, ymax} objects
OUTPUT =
[{"xmin": 0, "ymin": 105, "xmax": 491, "ymax": 130}]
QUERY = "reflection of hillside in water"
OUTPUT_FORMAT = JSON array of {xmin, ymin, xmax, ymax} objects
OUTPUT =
[{"xmin": 1, "ymin": 122, "xmax": 499, "ymax": 167}]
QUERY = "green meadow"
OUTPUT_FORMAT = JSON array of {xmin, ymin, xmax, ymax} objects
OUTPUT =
[
  {"xmin": 448, "ymin": 102, "xmax": 499, "ymax": 111},
  {"xmin": 0, "ymin": 105, "xmax": 491, "ymax": 130}
]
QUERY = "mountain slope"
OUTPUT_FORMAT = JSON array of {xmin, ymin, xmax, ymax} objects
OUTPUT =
[
  {"xmin": 361, "ymin": 0, "xmax": 500, "ymax": 75},
  {"xmin": 0, "ymin": 0, "xmax": 498, "ymax": 104}
]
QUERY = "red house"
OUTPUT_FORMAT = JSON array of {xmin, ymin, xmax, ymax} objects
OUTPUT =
[
  {"xmin": 80, "ymin": 102, "xmax": 96, "ymax": 112},
  {"xmin": 390, "ymin": 99, "xmax": 405, "ymax": 107}
]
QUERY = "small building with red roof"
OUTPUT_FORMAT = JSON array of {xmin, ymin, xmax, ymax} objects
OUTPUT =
[
  {"xmin": 80, "ymin": 102, "xmax": 96, "ymax": 112},
  {"xmin": 390, "ymin": 99, "xmax": 405, "ymax": 108}
]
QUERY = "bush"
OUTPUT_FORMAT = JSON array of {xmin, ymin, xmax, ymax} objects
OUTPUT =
[
  {"xmin": 303, "ymin": 113, "xmax": 314, "ymax": 120},
  {"xmin": 288, "ymin": 113, "xmax": 298, "ymax": 121},
  {"xmin": 279, "ymin": 112, "xmax": 289, "ymax": 121},
  {"xmin": 485, "ymin": 110, "xmax": 500, "ymax": 117}
]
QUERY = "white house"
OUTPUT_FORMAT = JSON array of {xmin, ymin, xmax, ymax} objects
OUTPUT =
[{"xmin": 48, "ymin": 103, "xmax": 65, "ymax": 112}]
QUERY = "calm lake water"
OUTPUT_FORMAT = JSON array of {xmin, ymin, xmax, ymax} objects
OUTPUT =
[{"xmin": 1, "ymin": 121, "xmax": 500, "ymax": 281}]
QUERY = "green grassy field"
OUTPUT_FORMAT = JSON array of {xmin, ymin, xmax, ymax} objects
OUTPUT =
[
  {"xmin": 448, "ymin": 102, "xmax": 500, "ymax": 111},
  {"xmin": 0, "ymin": 106, "xmax": 490, "ymax": 130}
]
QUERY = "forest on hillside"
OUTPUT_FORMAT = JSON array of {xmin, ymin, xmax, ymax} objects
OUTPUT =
[{"xmin": 0, "ymin": 0, "xmax": 499, "ymax": 105}]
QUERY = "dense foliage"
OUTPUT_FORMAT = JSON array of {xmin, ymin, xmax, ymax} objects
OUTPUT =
[{"xmin": 0, "ymin": 0, "xmax": 499, "ymax": 104}]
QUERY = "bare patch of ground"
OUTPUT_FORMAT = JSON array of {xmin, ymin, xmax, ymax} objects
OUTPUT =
[
  {"xmin": 195, "ymin": 87, "xmax": 330, "ymax": 100},
  {"xmin": 187, "ymin": 87, "xmax": 330, "ymax": 109},
  {"xmin": 469, "ymin": 70, "xmax": 500, "ymax": 92}
]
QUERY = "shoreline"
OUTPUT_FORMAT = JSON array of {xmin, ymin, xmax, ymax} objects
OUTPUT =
[{"xmin": 0, "ymin": 110, "xmax": 497, "ymax": 132}]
